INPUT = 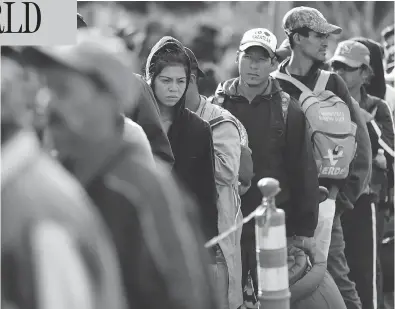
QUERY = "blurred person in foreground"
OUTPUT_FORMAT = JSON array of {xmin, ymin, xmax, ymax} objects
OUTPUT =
[
  {"xmin": 274, "ymin": 7, "xmax": 372, "ymax": 309},
  {"xmin": 1, "ymin": 46, "xmax": 126, "ymax": 309},
  {"xmin": 330, "ymin": 40, "xmax": 394, "ymax": 309},
  {"xmin": 23, "ymin": 30, "xmax": 217, "ymax": 309},
  {"xmin": 210, "ymin": 28, "xmax": 320, "ymax": 304},
  {"xmin": 184, "ymin": 47, "xmax": 249, "ymax": 309}
]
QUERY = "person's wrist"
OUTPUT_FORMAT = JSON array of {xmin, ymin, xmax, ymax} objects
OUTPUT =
[{"xmin": 328, "ymin": 186, "xmax": 339, "ymax": 200}]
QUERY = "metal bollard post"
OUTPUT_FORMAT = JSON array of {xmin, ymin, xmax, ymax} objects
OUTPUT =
[{"xmin": 255, "ymin": 178, "xmax": 290, "ymax": 309}]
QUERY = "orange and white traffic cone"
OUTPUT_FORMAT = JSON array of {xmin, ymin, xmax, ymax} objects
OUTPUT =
[{"xmin": 255, "ymin": 178, "xmax": 290, "ymax": 309}]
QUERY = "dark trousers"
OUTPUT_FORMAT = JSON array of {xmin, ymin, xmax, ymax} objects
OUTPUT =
[
  {"xmin": 327, "ymin": 212, "xmax": 363, "ymax": 309},
  {"xmin": 342, "ymin": 194, "xmax": 379, "ymax": 309},
  {"xmin": 240, "ymin": 223, "xmax": 258, "ymax": 297}
]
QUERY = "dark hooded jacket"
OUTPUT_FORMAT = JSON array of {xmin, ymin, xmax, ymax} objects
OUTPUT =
[
  {"xmin": 276, "ymin": 59, "xmax": 372, "ymax": 211},
  {"xmin": 351, "ymin": 37, "xmax": 394, "ymax": 193},
  {"xmin": 359, "ymin": 87, "xmax": 395, "ymax": 199},
  {"xmin": 351, "ymin": 37, "xmax": 387, "ymax": 100},
  {"xmin": 126, "ymin": 74, "xmax": 175, "ymax": 166},
  {"xmin": 145, "ymin": 37, "xmax": 219, "ymax": 248},
  {"xmin": 213, "ymin": 76, "xmax": 319, "ymax": 238}
]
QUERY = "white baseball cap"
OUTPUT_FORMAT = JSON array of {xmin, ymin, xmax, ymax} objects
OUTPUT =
[{"xmin": 239, "ymin": 28, "xmax": 277, "ymax": 57}]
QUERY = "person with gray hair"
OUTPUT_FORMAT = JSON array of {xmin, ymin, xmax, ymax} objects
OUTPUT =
[{"xmin": 1, "ymin": 46, "xmax": 126, "ymax": 309}]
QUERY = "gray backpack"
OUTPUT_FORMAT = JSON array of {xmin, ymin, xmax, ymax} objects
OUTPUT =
[{"xmin": 271, "ymin": 70, "xmax": 357, "ymax": 180}]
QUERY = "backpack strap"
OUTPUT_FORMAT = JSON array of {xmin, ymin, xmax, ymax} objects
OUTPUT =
[
  {"xmin": 370, "ymin": 106, "xmax": 378, "ymax": 118},
  {"xmin": 208, "ymin": 94, "xmax": 226, "ymax": 108},
  {"xmin": 208, "ymin": 114, "xmax": 238, "ymax": 129},
  {"xmin": 279, "ymin": 91, "xmax": 291, "ymax": 124},
  {"xmin": 271, "ymin": 71, "xmax": 313, "ymax": 94},
  {"xmin": 271, "ymin": 77, "xmax": 291, "ymax": 123},
  {"xmin": 313, "ymin": 70, "xmax": 331, "ymax": 93}
]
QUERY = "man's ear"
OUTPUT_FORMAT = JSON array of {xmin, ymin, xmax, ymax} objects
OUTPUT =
[
  {"xmin": 292, "ymin": 33, "xmax": 302, "ymax": 46},
  {"xmin": 361, "ymin": 69, "xmax": 371, "ymax": 85},
  {"xmin": 270, "ymin": 57, "xmax": 279, "ymax": 71},
  {"xmin": 190, "ymin": 73, "xmax": 197, "ymax": 85}
]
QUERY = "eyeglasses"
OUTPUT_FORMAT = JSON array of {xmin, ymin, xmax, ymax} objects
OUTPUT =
[{"xmin": 331, "ymin": 61, "xmax": 361, "ymax": 72}]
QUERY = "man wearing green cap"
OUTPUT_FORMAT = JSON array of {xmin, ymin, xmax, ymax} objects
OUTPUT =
[
  {"xmin": 330, "ymin": 40, "xmax": 394, "ymax": 309},
  {"xmin": 274, "ymin": 6, "xmax": 372, "ymax": 309}
]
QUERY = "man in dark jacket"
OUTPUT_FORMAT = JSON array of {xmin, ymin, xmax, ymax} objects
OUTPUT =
[
  {"xmin": 23, "ymin": 30, "xmax": 218, "ymax": 309},
  {"xmin": 2, "ymin": 46, "xmax": 126, "ymax": 309},
  {"xmin": 330, "ymin": 40, "xmax": 395, "ymax": 309},
  {"xmin": 211, "ymin": 28, "xmax": 319, "ymax": 299},
  {"xmin": 276, "ymin": 7, "xmax": 371, "ymax": 309}
]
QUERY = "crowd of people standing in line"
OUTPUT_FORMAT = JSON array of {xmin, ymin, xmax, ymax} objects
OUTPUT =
[{"xmin": 2, "ymin": 6, "xmax": 395, "ymax": 309}]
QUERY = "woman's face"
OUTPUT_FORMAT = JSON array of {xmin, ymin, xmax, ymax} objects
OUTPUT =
[{"xmin": 153, "ymin": 65, "xmax": 187, "ymax": 107}]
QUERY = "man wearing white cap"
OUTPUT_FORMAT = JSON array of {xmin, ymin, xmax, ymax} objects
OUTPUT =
[{"xmin": 211, "ymin": 28, "xmax": 319, "ymax": 304}]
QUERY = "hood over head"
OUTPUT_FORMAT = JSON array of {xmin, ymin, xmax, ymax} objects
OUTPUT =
[
  {"xmin": 145, "ymin": 36, "xmax": 191, "ymax": 117},
  {"xmin": 351, "ymin": 37, "xmax": 386, "ymax": 100}
]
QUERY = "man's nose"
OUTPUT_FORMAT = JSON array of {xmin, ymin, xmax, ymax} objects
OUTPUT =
[
  {"xmin": 321, "ymin": 37, "xmax": 329, "ymax": 47},
  {"xmin": 250, "ymin": 60, "xmax": 259, "ymax": 69}
]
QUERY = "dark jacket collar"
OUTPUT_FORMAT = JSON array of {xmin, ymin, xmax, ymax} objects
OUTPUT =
[
  {"xmin": 359, "ymin": 86, "xmax": 378, "ymax": 112},
  {"xmin": 215, "ymin": 76, "xmax": 283, "ymax": 101}
]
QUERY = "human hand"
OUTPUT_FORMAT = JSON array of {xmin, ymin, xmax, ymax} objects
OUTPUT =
[{"xmin": 287, "ymin": 236, "xmax": 316, "ymax": 263}]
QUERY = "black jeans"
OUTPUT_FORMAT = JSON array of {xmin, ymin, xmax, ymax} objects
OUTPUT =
[
  {"xmin": 240, "ymin": 223, "xmax": 258, "ymax": 297},
  {"xmin": 342, "ymin": 194, "xmax": 379, "ymax": 309},
  {"xmin": 327, "ymin": 211, "xmax": 362, "ymax": 309}
]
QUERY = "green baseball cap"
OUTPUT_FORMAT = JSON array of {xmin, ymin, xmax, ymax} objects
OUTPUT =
[
  {"xmin": 331, "ymin": 40, "xmax": 371, "ymax": 68},
  {"xmin": 283, "ymin": 6, "xmax": 342, "ymax": 35}
]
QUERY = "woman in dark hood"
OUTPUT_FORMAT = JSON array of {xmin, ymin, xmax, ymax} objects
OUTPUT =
[{"xmin": 145, "ymin": 36, "xmax": 219, "ymax": 258}]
